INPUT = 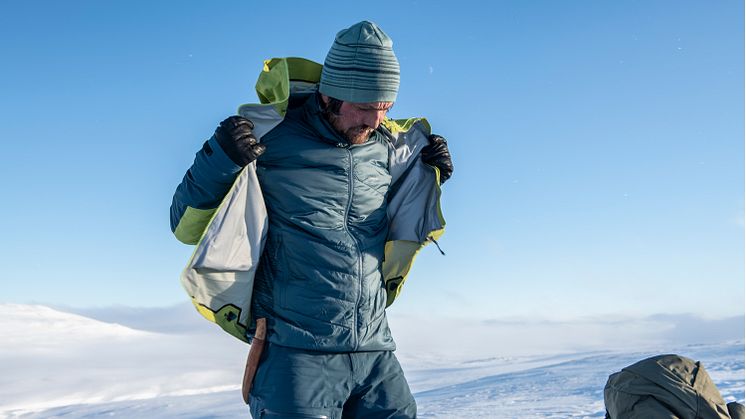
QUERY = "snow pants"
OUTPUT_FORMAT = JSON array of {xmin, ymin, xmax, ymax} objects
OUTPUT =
[{"xmin": 248, "ymin": 343, "xmax": 417, "ymax": 418}]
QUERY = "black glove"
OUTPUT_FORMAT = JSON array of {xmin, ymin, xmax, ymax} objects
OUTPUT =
[
  {"xmin": 421, "ymin": 134, "xmax": 453, "ymax": 184},
  {"xmin": 214, "ymin": 116, "xmax": 266, "ymax": 167}
]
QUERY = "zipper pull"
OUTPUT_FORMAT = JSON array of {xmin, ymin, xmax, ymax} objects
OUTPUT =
[{"xmin": 428, "ymin": 237, "xmax": 446, "ymax": 256}]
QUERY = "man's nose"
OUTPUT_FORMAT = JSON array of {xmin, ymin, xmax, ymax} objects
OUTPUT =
[{"xmin": 362, "ymin": 110, "xmax": 387, "ymax": 129}]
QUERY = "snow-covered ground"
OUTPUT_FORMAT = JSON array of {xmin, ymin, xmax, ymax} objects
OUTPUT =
[{"xmin": 0, "ymin": 304, "xmax": 742, "ymax": 418}]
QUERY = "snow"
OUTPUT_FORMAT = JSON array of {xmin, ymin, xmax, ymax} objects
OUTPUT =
[
  {"xmin": 412, "ymin": 346, "xmax": 744, "ymax": 418},
  {"xmin": 0, "ymin": 304, "xmax": 742, "ymax": 418},
  {"xmin": 0, "ymin": 304, "xmax": 245, "ymax": 416}
]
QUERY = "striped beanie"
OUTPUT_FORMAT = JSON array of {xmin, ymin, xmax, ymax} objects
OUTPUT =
[{"xmin": 319, "ymin": 21, "xmax": 400, "ymax": 103}]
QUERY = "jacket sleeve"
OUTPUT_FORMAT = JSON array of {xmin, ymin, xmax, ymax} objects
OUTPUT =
[{"xmin": 170, "ymin": 134, "xmax": 243, "ymax": 244}]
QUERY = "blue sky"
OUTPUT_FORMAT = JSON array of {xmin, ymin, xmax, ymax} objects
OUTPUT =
[{"xmin": 0, "ymin": 0, "xmax": 742, "ymax": 319}]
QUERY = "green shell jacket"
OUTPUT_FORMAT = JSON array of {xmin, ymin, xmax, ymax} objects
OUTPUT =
[
  {"xmin": 604, "ymin": 354, "xmax": 744, "ymax": 419},
  {"xmin": 171, "ymin": 58, "xmax": 445, "ymax": 348}
]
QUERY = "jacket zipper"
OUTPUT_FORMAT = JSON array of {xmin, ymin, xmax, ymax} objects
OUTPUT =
[{"xmin": 342, "ymin": 147, "xmax": 363, "ymax": 350}]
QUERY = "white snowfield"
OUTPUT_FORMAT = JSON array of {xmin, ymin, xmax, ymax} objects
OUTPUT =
[{"xmin": 0, "ymin": 304, "xmax": 742, "ymax": 418}]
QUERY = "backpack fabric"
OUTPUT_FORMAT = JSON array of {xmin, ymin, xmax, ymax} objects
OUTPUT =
[{"xmin": 604, "ymin": 354, "xmax": 742, "ymax": 419}]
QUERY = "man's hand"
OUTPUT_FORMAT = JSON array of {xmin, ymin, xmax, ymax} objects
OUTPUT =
[
  {"xmin": 214, "ymin": 116, "xmax": 267, "ymax": 166},
  {"xmin": 421, "ymin": 134, "xmax": 453, "ymax": 184}
]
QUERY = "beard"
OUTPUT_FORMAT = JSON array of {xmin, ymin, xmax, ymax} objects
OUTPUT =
[{"xmin": 325, "ymin": 113, "xmax": 373, "ymax": 145}]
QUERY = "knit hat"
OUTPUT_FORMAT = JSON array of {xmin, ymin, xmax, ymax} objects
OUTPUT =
[{"xmin": 319, "ymin": 21, "xmax": 400, "ymax": 103}]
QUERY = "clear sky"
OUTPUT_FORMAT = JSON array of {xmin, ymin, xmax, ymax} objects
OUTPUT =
[{"xmin": 0, "ymin": 0, "xmax": 742, "ymax": 319}]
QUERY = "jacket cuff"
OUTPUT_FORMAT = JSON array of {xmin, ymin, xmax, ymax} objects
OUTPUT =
[{"xmin": 202, "ymin": 134, "xmax": 243, "ymax": 181}]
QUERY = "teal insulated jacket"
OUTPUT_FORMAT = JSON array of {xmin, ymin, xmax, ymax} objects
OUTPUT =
[{"xmin": 171, "ymin": 58, "xmax": 445, "ymax": 351}]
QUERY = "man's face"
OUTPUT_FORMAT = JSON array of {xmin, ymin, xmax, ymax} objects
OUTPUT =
[{"xmin": 322, "ymin": 95, "xmax": 393, "ymax": 144}]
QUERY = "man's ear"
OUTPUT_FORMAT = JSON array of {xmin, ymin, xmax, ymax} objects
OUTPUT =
[{"xmin": 320, "ymin": 94, "xmax": 330, "ymax": 106}]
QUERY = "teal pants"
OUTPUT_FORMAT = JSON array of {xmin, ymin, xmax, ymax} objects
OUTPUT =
[{"xmin": 248, "ymin": 343, "xmax": 417, "ymax": 418}]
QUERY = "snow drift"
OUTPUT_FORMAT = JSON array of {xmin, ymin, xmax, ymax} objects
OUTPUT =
[{"xmin": 0, "ymin": 304, "xmax": 742, "ymax": 418}]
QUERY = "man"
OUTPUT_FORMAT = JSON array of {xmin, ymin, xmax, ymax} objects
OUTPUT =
[{"xmin": 171, "ymin": 21, "xmax": 453, "ymax": 418}]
